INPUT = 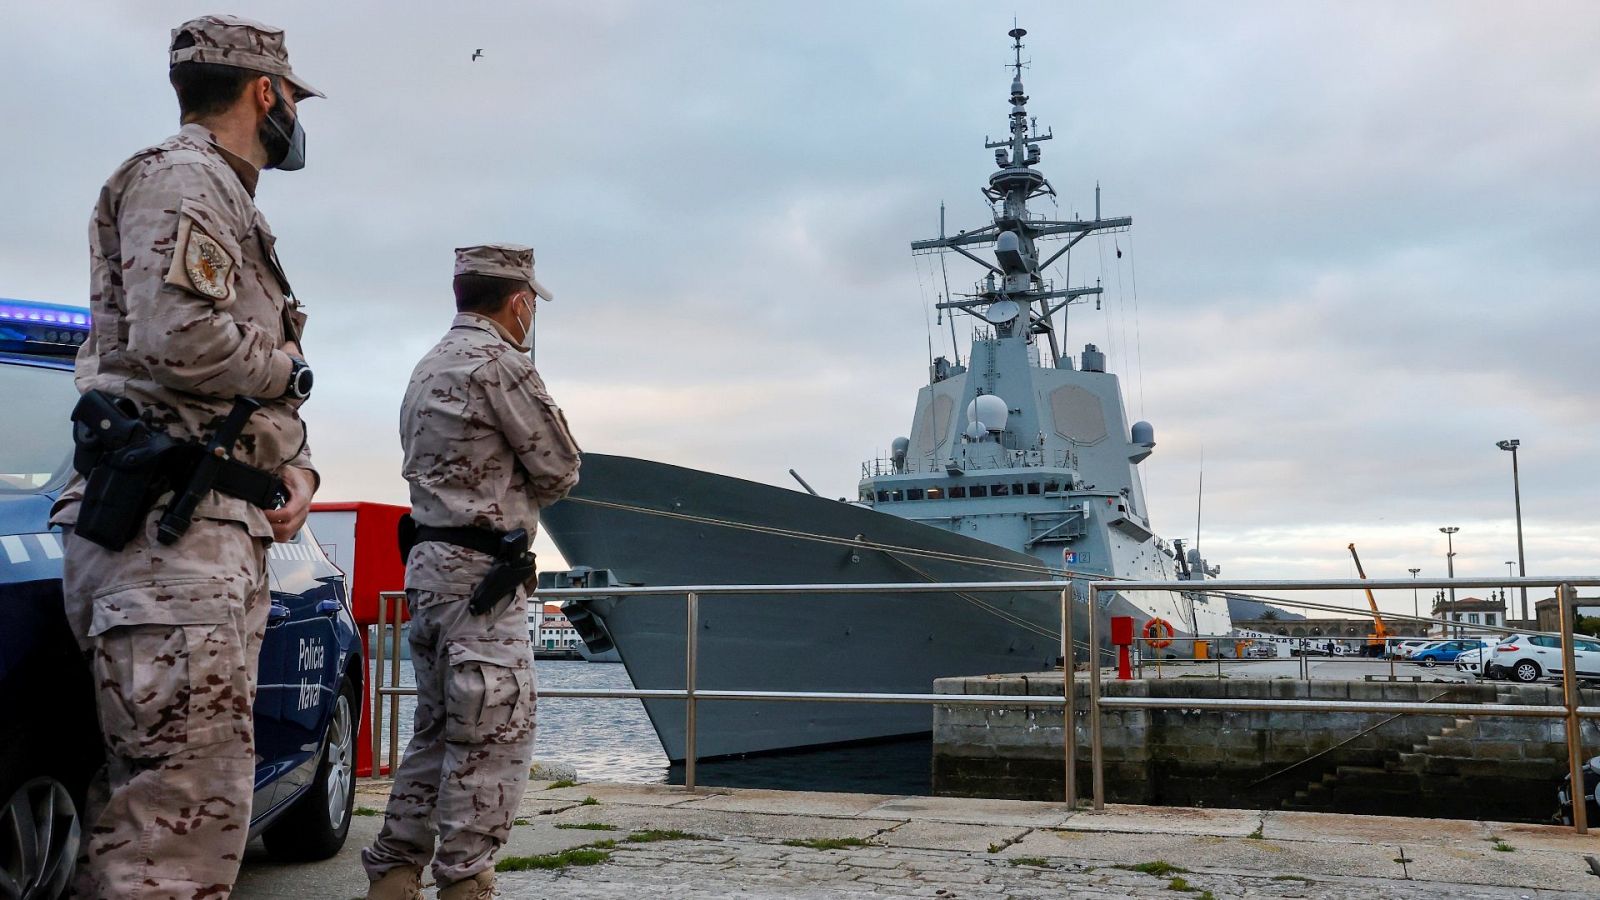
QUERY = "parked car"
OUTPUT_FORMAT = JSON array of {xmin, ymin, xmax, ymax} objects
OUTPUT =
[
  {"xmin": 1390, "ymin": 639, "xmax": 1431, "ymax": 660},
  {"xmin": 1411, "ymin": 639, "xmax": 1494, "ymax": 667},
  {"xmin": 1454, "ymin": 645, "xmax": 1496, "ymax": 678},
  {"xmin": 0, "ymin": 299, "xmax": 364, "ymax": 898},
  {"xmin": 1491, "ymin": 633, "xmax": 1600, "ymax": 683}
]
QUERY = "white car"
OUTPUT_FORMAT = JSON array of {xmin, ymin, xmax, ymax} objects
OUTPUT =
[
  {"xmin": 1391, "ymin": 640, "xmax": 1431, "ymax": 660},
  {"xmin": 1454, "ymin": 645, "xmax": 1494, "ymax": 678},
  {"xmin": 1490, "ymin": 633, "xmax": 1600, "ymax": 683}
]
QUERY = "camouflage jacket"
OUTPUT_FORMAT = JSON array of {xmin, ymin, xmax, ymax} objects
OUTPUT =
[
  {"xmin": 52, "ymin": 123, "xmax": 313, "ymax": 538},
  {"xmin": 400, "ymin": 314, "xmax": 580, "ymax": 595}
]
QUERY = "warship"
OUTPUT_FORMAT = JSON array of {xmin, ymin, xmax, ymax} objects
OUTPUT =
[{"xmin": 541, "ymin": 26, "xmax": 1232, "ymax": 761}]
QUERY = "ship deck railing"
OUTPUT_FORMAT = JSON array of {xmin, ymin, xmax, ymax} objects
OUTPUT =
[
  {"xmin": 369, "ymin": 575, "xmax": 1600, "ymax": 835},
  {"xmin": 860, "ymin": 448, "xmax": 1078, "ymax": 479}
]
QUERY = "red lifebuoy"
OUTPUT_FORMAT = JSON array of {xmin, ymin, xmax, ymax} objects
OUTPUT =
[{"xmin": 1143, "ymin": 617, "xmax": 1175, "ymax": 649}]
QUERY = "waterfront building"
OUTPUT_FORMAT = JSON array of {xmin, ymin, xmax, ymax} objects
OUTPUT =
[
  {"xmin": 1430, "ymin": 595, "xmax": 1507, "ymax": 638},
  {"xmin": 538, "ymin": 603, "xmax": 581, "ymax": 650}
]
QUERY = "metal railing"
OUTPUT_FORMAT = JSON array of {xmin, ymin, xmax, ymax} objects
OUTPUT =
[{"xmin": 367, "ymin": 575, "xmax": 1600, "ymax": 833}]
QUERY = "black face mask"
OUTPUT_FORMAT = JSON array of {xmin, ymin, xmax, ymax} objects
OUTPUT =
[{"xmin": 258, "ymin": 84, "xmax": 306, "ymax": 171}]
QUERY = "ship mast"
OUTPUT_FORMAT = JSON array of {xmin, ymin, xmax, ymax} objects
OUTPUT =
[{"xmin": 911, "ymin": 26, "xmax": 1131, "ymax": 368}]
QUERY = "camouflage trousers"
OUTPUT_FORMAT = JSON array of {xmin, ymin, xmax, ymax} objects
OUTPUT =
[
  {"xmin": 61, "ymin": 516, "xmax": 269, "ymax": 900},
  {"xmin": 362, "ymin": 588, "xmax": 536, "ymax": 887}
]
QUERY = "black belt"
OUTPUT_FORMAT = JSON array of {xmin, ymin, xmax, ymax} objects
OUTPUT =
[
  {"xmin": 413, "ymin": 523, "xmax": 507, "ymax": 557},
  {"xmin": 398, "ymin": 514, "xmax": 510, "ymax": 561}
]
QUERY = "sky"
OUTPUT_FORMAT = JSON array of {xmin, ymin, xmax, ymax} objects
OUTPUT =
[{"xmin": 2, "ymin": 1, "xmax": 1596, "ymax": 620}]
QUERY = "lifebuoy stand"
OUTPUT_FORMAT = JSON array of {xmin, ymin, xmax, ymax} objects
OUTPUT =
[
  {"xmin": 308, "ymin": 502, "xmax": 409, "ymax": 777},
  {"xmin": 1110, "ymin": 616, "xmax": 1134, "ymax": 680}
]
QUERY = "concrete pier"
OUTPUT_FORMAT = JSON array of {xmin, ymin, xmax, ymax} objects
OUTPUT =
[
  {"xmin": 933, "ymin": 670, "xmax": 1600, "ymax": 820},
  {"xmin": 234, "ymin": 778, "xmax": 1600, "ymax": 898}
]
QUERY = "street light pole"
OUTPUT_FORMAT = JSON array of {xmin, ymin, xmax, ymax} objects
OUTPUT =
[
  {"xmin": 1440, "ymin": 527, "xmax": 1459, "ymax": 638},
  {"xmin": 1409, "ymin": 567, "xmax": 1421, "ymax": 632},
  {"xmin": 1497, "ymin": 439, "xmax": 1528, "ymax": 625}
]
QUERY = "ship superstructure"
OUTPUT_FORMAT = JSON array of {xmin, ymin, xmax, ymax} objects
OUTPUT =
[
  {"xmin": 541, "ymin": 26, "xmax": 1230, "ymax": 762},
  {"xmin": 860, "ymin": 27, "xmax": 1230, "ymax": 638}
]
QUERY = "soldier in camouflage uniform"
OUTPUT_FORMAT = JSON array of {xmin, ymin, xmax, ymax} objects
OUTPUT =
[
  {"xmin": 362, "ymin": 245, "xmax": 580, "ymax": 900},
  {"xmin": 50, "ymin": 15, "xmax": 324, "ymax": 900}
]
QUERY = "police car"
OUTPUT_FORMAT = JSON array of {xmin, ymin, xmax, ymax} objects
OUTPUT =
[{"xmin": 0, "ymin": 299, "xmax": 363, "ymax": 898}]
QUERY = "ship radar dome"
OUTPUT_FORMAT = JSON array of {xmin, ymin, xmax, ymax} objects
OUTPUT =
[
  {"xmin": 967, "ymin": 394, "xmax": 1008, "ymax": 434},
  {"xmin": 891, "ymin": 436, "xmax": 910, "ymax": 472},
  {"xmin": 1131, "ymin": 421, "xmax": 1154, "ymax": 445}
]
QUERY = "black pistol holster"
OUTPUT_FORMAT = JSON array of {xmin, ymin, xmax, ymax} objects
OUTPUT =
[
  {"xmin": 397, "ymin": 514, "xmax": 536, "ymax": 618},
  {"xmin": 71, "ymin": 390, "xmax": 285, "ymax": 551}
]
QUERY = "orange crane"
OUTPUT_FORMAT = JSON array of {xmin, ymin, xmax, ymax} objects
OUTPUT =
[{"xmin": 1348, "ymin": 543, "xmax": 1391, "ymax": 656}]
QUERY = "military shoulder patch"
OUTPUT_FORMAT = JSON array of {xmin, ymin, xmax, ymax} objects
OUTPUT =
[
  {"xmin": 184, "ymin": 230, "xmax": 233, "ymax": 299},
  {"xmin": 164, "ymin": 199, "xmax": 239, "ymax": 303}
]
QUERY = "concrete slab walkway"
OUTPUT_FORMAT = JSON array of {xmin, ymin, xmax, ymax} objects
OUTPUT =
[{"xmin": 234, "ymin": 780, "xmax": 1600, "ymax": 899}]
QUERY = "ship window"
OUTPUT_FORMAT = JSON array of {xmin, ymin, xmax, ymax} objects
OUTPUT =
[
  {"xmin": 1044, "ymin": 480, "xmax": 1060, "ymax": 493},
  {"xmin": 970, "ymin": 485, "xmax": 988, "ymax": 498},
  {"xmin": 1026, "ymin": 482, "xmax": 1041, "ymax": 495},
  {"xmin": 890, "ymin": 490, "xmax": 904, "ymax": 502},
  {"xmin": 991, "ymin": 484, "xmax": 1009, "ymax": 496},
  {"xmin": 876, "ymin": 491, "xmax": 890, "ymax": 502},
  {"xmin": 907, "ymin": 488, "xmax": 925, "ymax": 501},
  {"xmin": 926, "ymin": 488, "xmax": 943, "ymax": 499},
  {"xmin": 949, "ymin": 486, "xmax": 966, "ymax": 498},
  {"xmin": 1013, "ymin": 482, "xmax": 1025, "ymax": 495}
]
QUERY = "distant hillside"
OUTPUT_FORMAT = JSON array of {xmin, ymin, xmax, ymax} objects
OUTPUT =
[{"xmin": 1227, "ymin": 595, "xmax": 1305, "ymax": 621}]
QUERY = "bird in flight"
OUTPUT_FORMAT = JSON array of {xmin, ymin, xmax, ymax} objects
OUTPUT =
[{"xmin": 471, "ymin": 49, "xmax": 484, "ymax": 61}]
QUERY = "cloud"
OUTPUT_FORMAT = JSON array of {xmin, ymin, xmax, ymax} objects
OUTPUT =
[{"xmin": 3, "ymin": 1, "xmax": 1596, "ymax": 617}]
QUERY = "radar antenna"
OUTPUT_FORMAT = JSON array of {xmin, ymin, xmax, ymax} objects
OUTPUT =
[
  {"xmin": 1008, "ymin": 24, "xmax": 1028, "ymax": 79},
  {"xmin": 909, "ymin": 25, "xmax": 1131, "ymax": 369}
]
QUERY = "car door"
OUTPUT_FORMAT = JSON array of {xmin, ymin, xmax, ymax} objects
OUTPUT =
[
  {"xmin": 1574, "ymin": 638, "xmax": 1600, "ymax": 677},
  {"xmin": 1528, "ymin": 635, "xmax": 1562, "ymax": 671},
  {"xmin": 254, "ymin": 527, "xmax": 342, "ymax": 813}
]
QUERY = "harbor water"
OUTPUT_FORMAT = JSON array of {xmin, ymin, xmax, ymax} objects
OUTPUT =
[{"xmin": 371, "ymin": 658, "xmax": 933, "ymax": 795}]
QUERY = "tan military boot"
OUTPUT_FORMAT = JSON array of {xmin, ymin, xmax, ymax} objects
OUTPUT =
[
  {"xmin": 437, "ymin": 870, "xmax": 495, "ymax": 900},
  {"xmin": 366, "ymin": 865, "xmax": 424, "ymax": 900}
]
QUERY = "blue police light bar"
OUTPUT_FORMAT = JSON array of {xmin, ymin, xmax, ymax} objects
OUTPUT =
[
  {"xmin": 0, "ymin": 299, "xmax": 90, "ymax": 329},
  {"xmin": 0, "ymin": 298, "xmax": 91, "ymax": 354}
]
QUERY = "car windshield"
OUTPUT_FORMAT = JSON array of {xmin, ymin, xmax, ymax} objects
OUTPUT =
[{"xmin": 0, "ymin": 361, "xmax": 77, "ymax": 494}]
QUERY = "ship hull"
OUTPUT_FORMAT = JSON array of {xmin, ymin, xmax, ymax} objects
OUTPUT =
[{"xmin": 541, "ymin": 454, "xmax": 1177, "ymax": 761}]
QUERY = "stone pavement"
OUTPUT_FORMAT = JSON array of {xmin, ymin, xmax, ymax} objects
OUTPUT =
[{"xmin": 235, "ymin": 780, "xmax": 1600, "ymax": 899}]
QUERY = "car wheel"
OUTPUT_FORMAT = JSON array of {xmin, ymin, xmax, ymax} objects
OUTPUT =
[
  {"xmin": 1422, "ymin": 658, "xmax": 1436, "ymax": 668},
  {"xmin": 0, "ymin": 776, "xmax": 79, "ymax": 900},
  {"xmin": 261, "ymin": 679, "xmax": 358, "ymax": 862},
  {"xmin": 1513, "ymin": 660, "xmax": 1541, "ymax": 683}
]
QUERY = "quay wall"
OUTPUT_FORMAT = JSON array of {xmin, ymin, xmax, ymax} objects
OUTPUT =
[{"xmin": 932, "ymin": 674, "xmax": 1600, "ymax": 822}]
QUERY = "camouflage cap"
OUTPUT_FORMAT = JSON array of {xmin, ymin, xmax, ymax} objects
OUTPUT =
[
  {"xmin": 454, "ymin": 244, "xmax": 554, "ymax": 301},
  {"xmin": 169, "ymin": 15, "xmax": 325, "ymax": 100}
]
